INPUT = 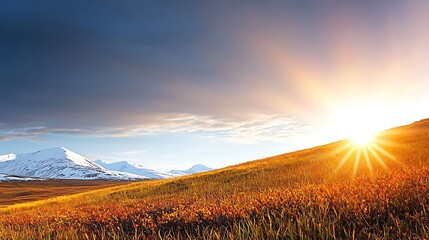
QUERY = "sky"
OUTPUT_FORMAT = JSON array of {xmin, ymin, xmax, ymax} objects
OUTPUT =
[{"xmin": 1, "ymin": 1, "xmax": 429, "ymax": 171}]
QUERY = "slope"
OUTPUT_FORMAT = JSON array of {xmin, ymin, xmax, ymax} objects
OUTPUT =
[{"xmin": 1, "ymin": 119, "xmax": 429, "ymax": 239}]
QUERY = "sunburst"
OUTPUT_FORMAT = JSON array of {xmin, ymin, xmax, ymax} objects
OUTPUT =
[{"xmin": 332, "ymin": 134, "xmax": 398, "ymax": 177}]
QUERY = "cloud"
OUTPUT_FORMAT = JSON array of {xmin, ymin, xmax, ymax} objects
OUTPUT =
[
  {"xmin": 150, "ymin": 114, "xmax": 313, "ymax": 144},
  {"xmin": 0, "ymin": 127, "xmax": 48, "ymax": 141},
  {"xmin": 0, "ymin": 114, "xmax": 312, "ymax": 144}
]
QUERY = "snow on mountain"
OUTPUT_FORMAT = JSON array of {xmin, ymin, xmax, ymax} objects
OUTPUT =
[
  {"xmin": 0, "ymin": 153, "xmax": 17, "ymax": 162},
  {"xmin": 186, "ymin": 164, "xmax": 213, "ymax": 173},
  {"xmin": 169, "ymin": 164, "xmax": 213, "ymax": 176},
  {"xmin": 93, "ymin": 160, "xmax": 173, "ymax": 179},
  {"xmin": 0, "ymin": 147, "xmax": 146, "ymax": 180}
]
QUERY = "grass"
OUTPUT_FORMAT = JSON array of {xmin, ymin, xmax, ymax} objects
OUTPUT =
[
  {"xmin": 0, "ymin": 180, "xmax": 128, "ymax": 207},
  {"xmin": 1, "ymin": 119, "xmax": 429, "ymax": 239}
]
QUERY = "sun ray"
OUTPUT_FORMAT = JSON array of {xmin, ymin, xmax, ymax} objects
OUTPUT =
[
  {"xmin": 366, "ymin": 145, "xmax": 387, "ymax": 168},
  {"xmin": 353, "ymin": 147, "xmax": 362, "ymax": 177},
  {"xmin": 333, "ymin": 131, "xmax": 400, "ymax": 176},
  {"xmin": 334, "ymin": 145, "xmax": 357, "ymax": 173},
  {"xmin": 330, "ymin": 141, "xmax": 353, "ymax": 156},
  {"xmin": 362, "ymin": 146, "xmax": 372, "ymax": 172},
  {"xmin": 370, "ymin": 143, "xmax": 396, "ymax": 161},
  {"xmin": 372, "ymin": 137, "xmax": 402, "ymax": 148}
]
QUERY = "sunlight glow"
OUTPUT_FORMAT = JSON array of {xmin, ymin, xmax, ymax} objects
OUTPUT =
[
  {"xmin": 333, "ymin": 135, "xmax": 398, "ymax": 177},
  {"xmin": 350, "ymin": 132, "xmax": 374, "ymax": 145},
  {"xmin": 329, "ymin": 104, "xmax": 392, "ymax": 144}
]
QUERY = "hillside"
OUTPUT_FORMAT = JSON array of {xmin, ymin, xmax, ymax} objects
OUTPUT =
[{"xmin": 1, "ymin": 119, "xmax": 429, "ymax": 239}]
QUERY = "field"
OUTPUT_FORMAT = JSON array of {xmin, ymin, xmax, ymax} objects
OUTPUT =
[
  {"xmin": 1, "ymin": 119, "xmax": 429, "ymax": 239},
  {"xmin": 0, "ymin": 180, "xmax": 128, "ymax": 207}
]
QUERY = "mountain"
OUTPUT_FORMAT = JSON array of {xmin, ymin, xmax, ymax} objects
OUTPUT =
[
  {"xmin": 0, "ymin": 147, "xmax": 145, "ymax": 180},
  {"xmin": 0, "ymin": 147, "xmax": 212, "ymax": 181},
  {"xmin": 93, "ymin": 160, "xmax": 173, "ymax": 179},
  {"xmin": 169, "ymin": 164, "xmax": 213, "ymax": 176}
]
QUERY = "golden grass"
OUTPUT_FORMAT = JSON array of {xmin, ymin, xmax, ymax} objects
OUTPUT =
[
  {"xmin": 0, "ymin": 180, "xmax": 129, "ymax": 207},
  {"xmin": 1, "ymin": 119, "xmax": 429, "ymax": 239}
]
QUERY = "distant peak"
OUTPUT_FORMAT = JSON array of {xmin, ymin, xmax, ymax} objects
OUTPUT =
[
  {"xmin": 117, "ymin": 161, "xmax": 130, "ymax": 164},
  {"xmin": 95, "ymin": 160, "xmax": 130, "ymax": 166},
  {"xmin": 191, "ymin": 164, "xmax": 206, "ymax": 167},
  {"xmin": 39, "ymin": 146, "xmax": 69, "ymax": 152},
  {"xmin": 31, "ymin": 147, "xmax": 77, "ymax": 157},
  {"xmin": 189, "ymin": 164, "xmax": 211, "ymax": 170},
  {"xmin": 58, "ymin": 146, "xmax": 74, "ymax": 152},
  {"xmin": 168, "ymin": 164, "xmax": 213, "ymax": 175},
  {"xmin": 45, "ymin": 147, "xmax": 85, "ymax": 155}
]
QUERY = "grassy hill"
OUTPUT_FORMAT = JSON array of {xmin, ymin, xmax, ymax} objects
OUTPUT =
[{"xmin": 1, "ymin": 119, "xmax": 429, "ymax": 239}]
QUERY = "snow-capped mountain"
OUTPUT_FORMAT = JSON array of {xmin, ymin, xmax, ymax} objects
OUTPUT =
[
  {"xmin": 0, "ymin": 147, "xmax": 145, "ymax": 180},
  {"xmin": 0, "ymin": 147, "xmax": 214, "ymax": 181},
  {"xmin": 169, "ymin": 164, "xmax": 213, "ymax": 176},
  {"xmin": 93, "ymin": 159, "xmax": 173, "ymax": 179}
]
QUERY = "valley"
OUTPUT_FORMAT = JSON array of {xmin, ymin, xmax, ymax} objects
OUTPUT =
[{"xmin": 0, "ymin": 180, "xmax": 128, "ymax": 207}]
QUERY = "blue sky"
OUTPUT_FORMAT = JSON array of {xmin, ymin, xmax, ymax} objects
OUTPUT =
[{"xmin": 1, "ymin": 1, "xmax": 429, "ymax": 171}]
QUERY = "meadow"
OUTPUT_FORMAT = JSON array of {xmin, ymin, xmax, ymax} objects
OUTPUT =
[
  {"xmin": 0, "ymin": 180, "xmax": 127, "ymax": 207},
  {"xmin": 1, "ymin": 119, "xmax": 429, "ymax": 239}
]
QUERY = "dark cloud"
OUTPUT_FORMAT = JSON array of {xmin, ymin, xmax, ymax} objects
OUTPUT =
[
  {"xmin": 2, "ymin": 1, "xmax": 328, "ymax": 129},
  {"xmin": 0, "ymin": 1, "xmax": 214, "ymax": 127}
]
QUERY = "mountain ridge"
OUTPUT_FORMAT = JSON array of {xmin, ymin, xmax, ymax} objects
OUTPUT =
[
  {"xmin": 0, "ymin": 147, "xmax": 214, "ymax": 181},
  {"xmin": 0, "ymin": 147, "xmax": 145, "ymax": 180},
  {"xmin": 93, "ymin": 159, "xmax": 173, "ymax": 179}
]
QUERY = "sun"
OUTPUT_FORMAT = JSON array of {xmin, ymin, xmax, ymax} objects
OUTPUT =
[
  {"xmin": 350, "ymin": 131, "xmax": 375, "ymax": 146},
  {"xmin": 330, "ymin": 104, "xmax": 389, "ymax": 146},
  {"xmin": 329, "ymin": 105, "xmax": 400, "ymax": 176}
]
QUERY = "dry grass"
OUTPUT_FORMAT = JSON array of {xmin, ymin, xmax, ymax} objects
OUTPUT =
[
  {"xmin": 1, "ymin": 119, "xmax": 429, "ymax": 239},
  {"xmin": 0, "ymin": 180, "xmax": 129, "ymax": 207}
]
